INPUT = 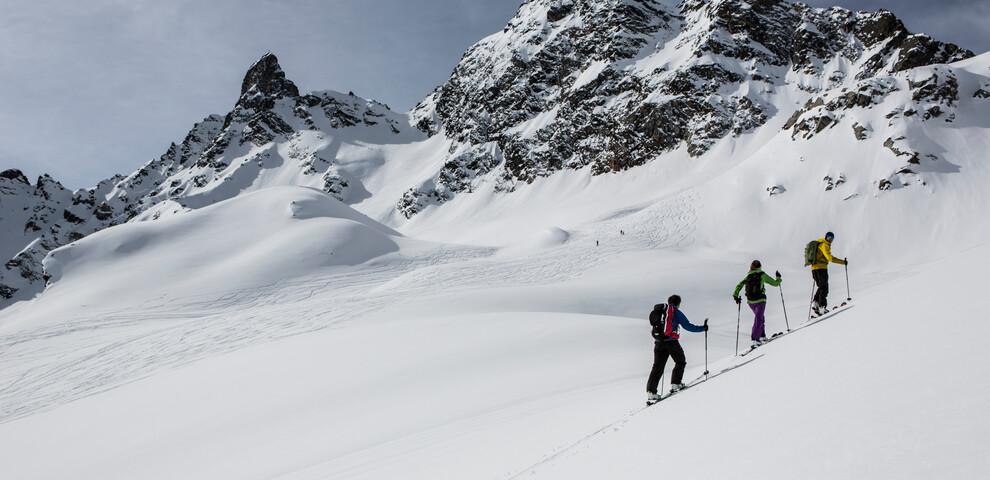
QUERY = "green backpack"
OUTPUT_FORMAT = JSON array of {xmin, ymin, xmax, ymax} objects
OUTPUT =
[{"xmin": 803, "ymin": 240, "xmax": 820, "ymax": 266}]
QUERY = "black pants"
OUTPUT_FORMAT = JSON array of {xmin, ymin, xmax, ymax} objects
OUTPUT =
[
  {"xmin": 813, "ymin": 269, "xmax": 829, "ymax": 307},
  {"xmin": 646, "ymin": 340, "xmax": 687, "ymax": 393}
]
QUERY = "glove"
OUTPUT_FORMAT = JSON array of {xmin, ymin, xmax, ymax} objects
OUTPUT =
[
  {"xmin": 844, "ymin": 258, "xmax": 849, "ymax": 266},
  {"xmin": 775, "ymin": 270, "xmax": 781, "ymax": 279},
  {"xmin": 703, "ymin": 319, "xmax": 709, "ymax": 332},
  {"xmin": 733, "ymin": 296, "xmax": 741, "ymax": 305}
]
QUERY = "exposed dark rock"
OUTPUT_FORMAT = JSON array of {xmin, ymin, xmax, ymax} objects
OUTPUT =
[
  {"xmin": 894, "ymin": 35, "xmax": 972, "ymax": 72},
  {"xmin": 239, "ymin": 53, "xmax": 300, "ymax": 100},
  {"xmin": 1, "ymin": 169, "xmax": 30, "ymax": 185},
  {"xmin": 421, "ymin": 0, "xmax": 971, "ymax": 196},
  {"xmin": 62, "ymin": 210, "xmax": 85, "ymax": 224},
  {"xmin": 322, "ymin": 171, "xmax": 350, "ymax": 201},
  {"xmin": 910, "ymin": 71, "xmax": 959, "ymax": 107},
  {"xmin": 884, "ymin": 137, "xmax": 920, "ymax": 164},
  {"xmin": 852, "ymin": 123, "xmax": 869, "ymax": 140}
]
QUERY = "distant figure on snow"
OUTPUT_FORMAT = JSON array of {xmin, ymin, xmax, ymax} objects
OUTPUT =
[
  {"xmin": 810, "ymin": 231, "xmax": 847, "ymax": 315},
  {"xmin": 733, "ymin": 260, "xmax": 782, "ymax": 348},
  {"xmin": 646, "ymin": 294, "xmax": 707, "ymax": 405}
]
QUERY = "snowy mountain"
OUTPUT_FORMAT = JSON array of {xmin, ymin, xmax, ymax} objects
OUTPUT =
[
  {"xmin": 0, "ymin": 53, "xmax": 425, "ymax": 305},
  {"xmin": 0, "ymin": 0, "xmax": 981, "ymax": 307},
  {"xmin": 0, "ymin": 2, "xmax": 989, "ymax": 477},
  {"xmin": 0, "ymin": 0, "xmax": 980, "ymax": 306}
]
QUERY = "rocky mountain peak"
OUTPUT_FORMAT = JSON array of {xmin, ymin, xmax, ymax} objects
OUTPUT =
[
  {"xmin": 0, "ymin": 169, "xmax": 30, "ymax": 186},
  {"xmin": 240, "ymin": 52, "xmax": 300, "ymax": 99},
  {"xmin": 396, "ymin": 0, "xmax": 975, "ymax": 217}
]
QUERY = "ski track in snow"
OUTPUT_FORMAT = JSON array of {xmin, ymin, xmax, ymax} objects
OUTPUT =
[
  {"xmin": 0, "ymin": 193, "xmax": 697, "ymax": 424},
  {"xmin": 500, "ymin": 352, "xmax": 761, "ymax": 480}
]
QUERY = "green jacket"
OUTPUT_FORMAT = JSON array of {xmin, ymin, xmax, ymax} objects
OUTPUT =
[{"xmin": 733, "ymin": 269, "xmax": 782, "ymax": 304}]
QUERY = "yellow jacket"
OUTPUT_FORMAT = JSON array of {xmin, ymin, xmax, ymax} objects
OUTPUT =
[{"xmin": 811, "ymin": 238, "xmax": 847, "ymax": 270}]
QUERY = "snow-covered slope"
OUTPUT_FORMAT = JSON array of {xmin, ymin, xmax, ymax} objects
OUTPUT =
[
  {"xmin": 513, "ymin": 244, "xmax": 990, "ymax": 480},
  {"xmin": 0, "ymin": 0, "xmax": 988, "ymax": 478},
  {"xmin": 1, "ymin": 189, "xmax": 987, "ymax": 478},
  {"xmin": 35, "ymin": 187, "xmax": 404, "ymax": 320}
]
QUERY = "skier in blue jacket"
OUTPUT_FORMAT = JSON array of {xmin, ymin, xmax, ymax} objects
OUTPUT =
[{"xmin": 646, "ymin": 294, "xmax": 707, "ymax": 404}]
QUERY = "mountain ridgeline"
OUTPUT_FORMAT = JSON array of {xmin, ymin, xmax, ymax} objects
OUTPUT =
[{"xmin": 0, "ymin": 0, "xmax": 982, "ymax": 306}]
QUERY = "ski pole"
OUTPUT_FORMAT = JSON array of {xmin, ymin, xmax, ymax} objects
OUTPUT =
[
  {"xmin": 704, "ymin": 319, "xmax": 709, "ymax": 378},
  {"xmin": 844, "ymin": 259, "xmax": 851, "ymax": 301},
  {"xmin": 777, "ymin": 271, "xmax": 790, "ymax": 331},
  {"xmin": 735, "ymin": 303, "xmax": 741, "ymax": 356},
  {"xmin": 807, "ymin": 280, "xmax": 816, "ymax": 322}
]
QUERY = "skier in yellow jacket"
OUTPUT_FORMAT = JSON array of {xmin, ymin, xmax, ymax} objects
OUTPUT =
[{"xmin": 811, "ymin": 231, "xmax": 847, "ymax": 316}]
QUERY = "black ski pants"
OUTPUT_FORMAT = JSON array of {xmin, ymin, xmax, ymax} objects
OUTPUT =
[
  {"xmin": 813, "ymin": 268, "xmax": 829, "ymax": 307},
  {"xmin": 646, "ymin": 339, "xmax": 687, "ymax": 393}
]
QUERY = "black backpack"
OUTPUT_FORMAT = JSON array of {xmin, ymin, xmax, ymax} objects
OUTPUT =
[
  {"xmin": 649, "ymin": 303, "xmax": 669, "ymax": 340},
  {"xmin": 744, "ymin": 271, "xmax": 766, "ymax": 301}
]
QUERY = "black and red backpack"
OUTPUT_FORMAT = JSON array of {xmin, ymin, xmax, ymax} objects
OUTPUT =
[{"xmin": 649, "ymin": 303, "xmax": 669, "ymax": 340}]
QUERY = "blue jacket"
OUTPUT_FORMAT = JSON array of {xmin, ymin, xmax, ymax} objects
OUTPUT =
[{"xmin": 659, "ymin": 306, "xmax": 705, "ymax": 342}]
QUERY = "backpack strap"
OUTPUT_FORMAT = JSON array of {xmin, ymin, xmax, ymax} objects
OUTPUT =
[{"xmin": 664, "ymin": 303, "xmax": 677, "ymax": 338}]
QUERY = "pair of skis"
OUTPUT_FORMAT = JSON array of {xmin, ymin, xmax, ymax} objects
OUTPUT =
[
  {"xmin": 645, "ymin": 352, "xmax": 764, "ymax": 406},
  {"xmin": 740, "ymin": 302, "xmax": 851, "ymax": 356},
  {"xmin": 646, "ymin": 372, "xmax": 707, "ymax": 405},
  {"xmin": 811, "ymin": 301, "xmax": 849, "ymax": 320}
]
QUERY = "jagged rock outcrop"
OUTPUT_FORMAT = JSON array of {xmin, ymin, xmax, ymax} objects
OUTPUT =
[
  {"xmin": 400, "ymin": 0, "xmax": 973, "ymax": 216},
  {"xmin": 0, "ymin": 171, "xmax": 132, "ymax": 301}
]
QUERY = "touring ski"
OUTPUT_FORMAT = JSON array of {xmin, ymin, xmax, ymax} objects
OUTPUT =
[
  {"xmin": 740, "ymin": 302, "xmax": 853, "ymax": 357},
  {"xmin": 810, "ymin": 302, "xmax": 850, "ymax": 320},
  {"xmin": 646, "ymin": 373, "xmax": 707, "ymax": 405}
]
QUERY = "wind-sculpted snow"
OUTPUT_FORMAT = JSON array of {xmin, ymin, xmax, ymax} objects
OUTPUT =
[
  {"xmin": 2, "ymin": 168, "xmax": 989, "ymax": 478},
  {"xmin": 0, "ymin": 187, "xmax": 701, "ymax": 424}
]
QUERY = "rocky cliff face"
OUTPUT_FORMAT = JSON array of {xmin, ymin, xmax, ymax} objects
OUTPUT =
[
  {"xmin": 0, "ymin": 1, "xmax": 979, "ymax": 306},
  {"xmin": 400, "ymin": 0, "xmax": 971, "ymax": 216}
]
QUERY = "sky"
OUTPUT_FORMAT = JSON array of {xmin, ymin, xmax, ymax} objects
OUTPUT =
[{"xmin": 1, "ymin": 0, "xmax": 987, "ymax": 191}]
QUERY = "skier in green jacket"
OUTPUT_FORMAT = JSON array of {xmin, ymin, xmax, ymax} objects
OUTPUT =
[{"xmin": 733, "ymin": 260, "xmax": 782, "ymax": 348}]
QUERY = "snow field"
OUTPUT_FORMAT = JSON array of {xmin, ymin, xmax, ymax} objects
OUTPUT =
[
  {"xmin": 520, "ymin": 243, "xmax": 990, "ymax": 480},
  {"xmin": 1, "ymin": 52, "xmax": 989, "ymax": 480},
  {"xmin": 0, "ymin": 168, "xmax": 987, "ymax": 478}
]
